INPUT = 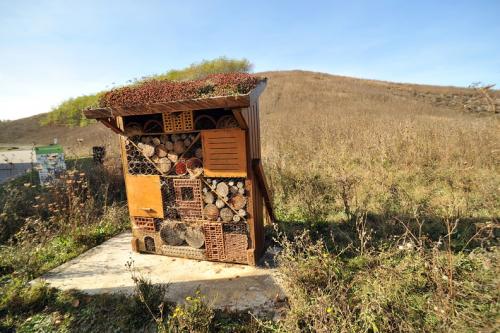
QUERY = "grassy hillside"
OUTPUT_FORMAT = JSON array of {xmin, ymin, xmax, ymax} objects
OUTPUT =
[
  {"xmin": 0, "ymin": 70, "xmax": 497, "ymax": 154},
  {"xmin": 0, "ymin": 114, "xmax": 112, "ymax": 156}
]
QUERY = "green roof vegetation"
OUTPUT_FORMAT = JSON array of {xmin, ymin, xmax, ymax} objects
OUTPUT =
[{"xmin": 41, "ymin": 57, "xmax": 252, "ymax": 127}]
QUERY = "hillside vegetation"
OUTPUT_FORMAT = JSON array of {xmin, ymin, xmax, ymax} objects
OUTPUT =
[{"xmin": 0, "ymin": 70, "xmax": 497, "ymax": 154}]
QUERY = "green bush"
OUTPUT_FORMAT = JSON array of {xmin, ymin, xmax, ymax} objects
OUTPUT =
[
  {"xmin": 168, "ymin": 290, "xmax": 215, "ymax": 333},
  {"xmin": 41, "ymin": 94, "xmax": 101, "ymax": 127}
]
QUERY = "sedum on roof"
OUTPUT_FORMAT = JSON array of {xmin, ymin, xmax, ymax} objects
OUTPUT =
[{"xmin": 99, "ymin": 73, "xmax": 264, "ymax": 108}]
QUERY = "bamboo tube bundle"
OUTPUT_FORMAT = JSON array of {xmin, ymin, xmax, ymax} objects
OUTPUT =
[
  {"xmin": 186, "ymin": 157, "xmax": 203, "ymax": 178},
  {"xmin": 229, "ymin": 194, "xmax": 247, "ymax": 210},
  {"xmin": 143, "ymin": 119, "xmax": 163, "ymax": 133},
  {"xmin": 216, "ymin": 115, "xmax": 238, "ymax": 129},
  {"xmin": 194, "ymin": 114, "xmax": 216, "ymax": 130}
]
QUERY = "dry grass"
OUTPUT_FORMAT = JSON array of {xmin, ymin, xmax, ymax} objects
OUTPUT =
[
  {"xmin": 274, "ymin": 230, "xmax": 499, "ymax": 333},
  {"xmin": 256, "ymin": 71, "xmax": 499, "ymax": 332},
  {"xmin": 258, "ymin": 71, "xmax": 499, "ymax": 225}
]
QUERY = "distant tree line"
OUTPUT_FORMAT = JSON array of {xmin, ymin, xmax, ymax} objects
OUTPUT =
[{"xmin": 41, "ymin": 57, "xmax": 252, "ymax": 127}]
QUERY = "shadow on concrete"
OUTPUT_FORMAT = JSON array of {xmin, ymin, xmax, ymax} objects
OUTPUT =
[{"xmin": 37, "ymin": 232, "xmax": 284, "ymax": 313}]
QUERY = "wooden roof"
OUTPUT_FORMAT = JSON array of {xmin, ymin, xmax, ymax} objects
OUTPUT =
[{"xmin": 84, "ymin": 79, "xmax": 267, "ymax": 119}]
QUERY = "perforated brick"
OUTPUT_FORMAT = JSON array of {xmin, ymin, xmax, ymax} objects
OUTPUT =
[
  {"xmin": 163, "ymin": 111, "xmax": 194, "ymax": 133},
  {"xmin": 223, "ymin": 233, "xmax": 248, "ymax": 263},
  {"xmin": 203, "ymin": 222, "xmax": 225, "ymax": 261},
  {"xmin": 132, "ymin": 216, "xmax": 156, "ymax": 233},
  {"xmin": 173, "ymin": 179, "xmax": 203, "ymax": 221}
]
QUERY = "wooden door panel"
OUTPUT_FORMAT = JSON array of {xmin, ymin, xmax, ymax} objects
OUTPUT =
[
  {"xmin": 125, "ymin": 174, "xmax": 163, "ymax": 218},
  {"xmin": 202, "ymin": 129, "xmax": 247, "ymax": 177}
]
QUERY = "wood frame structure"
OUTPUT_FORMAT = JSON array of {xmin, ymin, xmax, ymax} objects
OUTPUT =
[{"xmin": 84, "ymin": 79, "xmax": 273, "ymax": 265}]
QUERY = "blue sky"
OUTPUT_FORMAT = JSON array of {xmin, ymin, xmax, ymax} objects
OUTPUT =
[{"xmin": 0, "ymin": 0, "xmax": 499, "ymax": 120}]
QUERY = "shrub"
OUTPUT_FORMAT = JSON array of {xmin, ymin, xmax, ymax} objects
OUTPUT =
[
  {"xmin": 41, "ymin": 94, "xmax": 100, "ymax": 127},
  {"xmin": 274, "ymin": 230, "xmax": 499, "ymax": 333},
  {"xmin": 168, "ymin": 290, "xmax": 215, "ymax": 333}
]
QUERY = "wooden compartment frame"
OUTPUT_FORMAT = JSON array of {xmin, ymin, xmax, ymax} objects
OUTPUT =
[{"xmin": 85, "ymin": 79, "xmax": 273, "ymax": 265}]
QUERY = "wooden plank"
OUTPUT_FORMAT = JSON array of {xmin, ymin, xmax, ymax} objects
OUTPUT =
[
  {"xmin": 241, "ymin": 104, "xmax": 261, "ymax": 160},
  {"xmin": 99, "ymin": 118, "xmax": 124, "ymax": 134},
  {"xmin": 245, "ymin": 179, "xmax": 256, "ymax": 265},
  {"xmin": 119, "ymin": 135, "xmax": 129, "ymax": 176},
  {"xmin": 125, "ymin": 174, "xmax": 164, "ymax": 218},
  {"xmin": 85, "ymin": 95, "xmax": 252, "ymax": 119},
  {"xmin": 232, "ymin": 109, "xmax": 248, "ymax": 130},
  {"xmin": 252, "ymin": 159, "xmax": 275, "ymax": 223},
  {"xmin": 254, "ymin": 103, "xmax": 261, "ymax": 159},
  {"xmin": 83, "ymin": 108, "xmax": 112, "ymax": 119},
  {"xmin": 201, "ymin": 129, "xmax": 247, "ymax": 178}
]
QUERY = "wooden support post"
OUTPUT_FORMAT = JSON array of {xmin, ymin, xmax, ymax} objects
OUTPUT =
[
  {"xmin": 252, "ymin": 159, "xmax": 276, "ymax": 223},
  {"xmin": 232, "ymin": 109, "xmax": 248, "ymax": 130}
]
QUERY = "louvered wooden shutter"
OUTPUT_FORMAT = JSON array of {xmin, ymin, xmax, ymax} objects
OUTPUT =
[{"xmin": 202, "ymin": 129, "xmax": 247, "ymax": 177}]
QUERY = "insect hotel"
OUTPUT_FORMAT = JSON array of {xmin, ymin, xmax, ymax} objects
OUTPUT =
[{"xmin": 84, "ymin": 73, "xmax": 274, "ymax": 265}]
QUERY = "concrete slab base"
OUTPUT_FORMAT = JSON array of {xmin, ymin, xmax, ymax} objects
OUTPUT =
[{"xmin": 36, "ymin": 232, "xmax": 284, "ymax": 313}]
